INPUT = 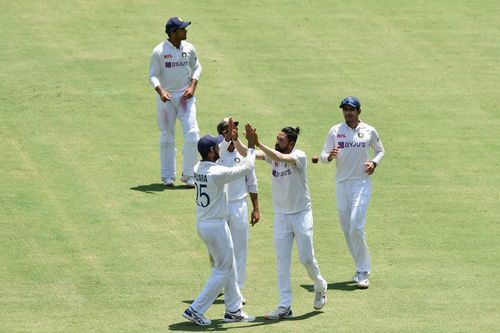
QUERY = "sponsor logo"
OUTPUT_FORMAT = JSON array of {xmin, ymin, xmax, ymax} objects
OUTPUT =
[
  {"xmin": 337, "ymin": 133, "xmax": 346, "ymax": 138},
  {"xmin": 164, "ymin": 54, "xmax": 173, "ymax": 58},
  {"xmin": 338, "ymin": 141, "xmax": 366, "ymax": 148},
  {"xmin": 165, "ymin": 61, "xmax": 189, "ymax": 68},
  {"xmin": 272, "ymin": 168, "xmax": 292, "ymax": 178}
]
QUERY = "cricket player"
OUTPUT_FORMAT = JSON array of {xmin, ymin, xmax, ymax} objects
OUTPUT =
[
  {"xmin": 320, "ymin": 96, "xmax": 385, "ymax": 288},
  {"xmin": 233, "ymin": 126, "xmax": 328, "ymax": 320},
  {"xmin": 214, "ymin": 118, "xmax": 260, "ymax": 304},
  {"xmin": 149, "ymin": 16, "xmax": 202, "ymax": 188},
  {"xmin": 182, "ymin": 121, "xmax": 257, "ymax": 326}
]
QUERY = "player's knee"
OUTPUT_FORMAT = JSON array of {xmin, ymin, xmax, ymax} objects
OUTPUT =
[
  {"xmin": 298, "ymin": 254, "xmax": 315, "ymax": 266},
  {"xmin": 159, "ymin": 133, "xmax": 175, "ymax": 146},
  {"xmin": 350, "ymin": 227, "xmax": 365, "ymax": 241},
  {"xmin": 184, "ymin": 130, "xmax": 199, "ymax": 143}
]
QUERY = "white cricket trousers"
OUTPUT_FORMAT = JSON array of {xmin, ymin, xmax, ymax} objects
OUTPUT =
[
  {"xmin": 227, "ymin": 198, "xmax": 249, "ymax": 290},
  {"xmin": 156, "ymin": 92, "xmax": 200, "ymax": 180},
  {"xmin": 273, "ymin": 209, "xmax": 327, "ymax": 308},
  {"xmin": 208, "ymin": 199, "xmax": 249, "ymax": 289},
  {"xmin": 336, "ymin": 179, "xmax": 372, "ymax": 273},
  {"xmin": 191, "ymin": 220, "xmax": 242, "ymax": 315}
]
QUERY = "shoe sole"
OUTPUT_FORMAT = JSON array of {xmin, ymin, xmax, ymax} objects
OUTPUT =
[
  {"xmin": 264, "ymin": 314, "xmax": 293, "ymax": 320},
  {"xmin": 357, "ymin": 283, "xmax": 369, "ymax": 289},
  {"xmin": 182, "ymin": 312, "xmax": 211, "ymax": 326},
  {"xmin": 223, "ymin": 317, "xmax": 255, "ymax": 323}
]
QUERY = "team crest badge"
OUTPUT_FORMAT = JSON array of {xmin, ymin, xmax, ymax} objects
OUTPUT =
[
  {"xmin": 358, "ymin": 132, "xmax": 364, "ymax": 138},
  {"xmin": 235, "ymin": 157, "xmax": 241, "ymax": 163},
  {"xmin": 182, "ymin": 52, "xmax": 187, "ymax": 57}
]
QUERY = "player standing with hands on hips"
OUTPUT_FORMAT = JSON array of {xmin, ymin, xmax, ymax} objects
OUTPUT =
[
  {"xmin": 320, "ymin": 96, "xmax": 385, "ymax": 288},
  {"xmin": 149, "ymin": 16, "xmax": 202, "ymax": 187},
  {"xmin": 182, "ymin": 120, "xmax": 257, "ymax": 326},
  {"xmin": 233, "ymin": 126, "xmax": 328, "ymax": 319}
]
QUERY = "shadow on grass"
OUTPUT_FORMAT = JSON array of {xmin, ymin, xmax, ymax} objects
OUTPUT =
[
  {"xmin": 182, "ymin": 299, "xmax": 225, "ymax": 305},
  {"xmin": 168, "ymin": 311, "xmax": 322, "ymax": 331},
  {"xmin": 301, "ymin": 281, "xmax": 358, "ymax": 292},
  {"xmin": 130, "ymin": 183, "xmax": 195, "ymax": 194}
]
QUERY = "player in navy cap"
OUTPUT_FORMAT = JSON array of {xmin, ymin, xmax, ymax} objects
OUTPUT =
[
  {"xmin": 320, "ymin": 96, "xmax": 385, "ymax": 289},
  {"xmin": 182, "ymin": 120, "xmax": 258, "ymax": 326},
  {"xmin": 149, "ymin": 16, "xmax": 202, "ymax": 188}
]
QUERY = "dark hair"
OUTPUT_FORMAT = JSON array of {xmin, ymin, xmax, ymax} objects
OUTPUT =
[{"xmin": 281, "ymin": 126, "xmax": 300, "ymax": 144}]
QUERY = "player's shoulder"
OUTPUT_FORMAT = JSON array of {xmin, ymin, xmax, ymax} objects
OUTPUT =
[
  {"xmin": 330, "ymin": 123, "xmax": 344, "ymax": 132},
  {"xmin": 180, "ymin": 40, "xmax": 196, "ymax": 50},
  {"xmin": 359, "ymin": 121, "xmax": 377, "ymax": 132},
  {"xmin": 152, "ymin": 40, "xmax": 169, "ymax": 52},
  {"xmin": 292, "ymin": 148, "xmax": 306, "ymax": 158}
]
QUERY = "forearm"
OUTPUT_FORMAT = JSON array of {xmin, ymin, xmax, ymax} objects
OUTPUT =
[
  {"xmin": 189, "ymin": 78, "xmax": 198, "ymax": 91},
  {"xmin": 258, "ymin": 142, "xmax": 291, "ymax": 163},
  {"xmin": 249, "ymin": 192, "xmax": 259, "ymax": 212},
  {"xmin": 234, "ymin": 138, "xmax": 248, "ymax": 157},
  {"xmin": 155, "ymin": 86, "xmax": 165, "ymax": 95}
]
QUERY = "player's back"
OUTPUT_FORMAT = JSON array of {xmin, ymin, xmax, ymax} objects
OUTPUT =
[{"xmin": 194, "ymin": 162, "xmax": 228, "ymax": 222}]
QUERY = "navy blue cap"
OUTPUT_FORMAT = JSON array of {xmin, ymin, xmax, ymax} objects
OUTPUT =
[
  {"xmin": 198, "ymin": 135, "xmax": 224, "ymax": 158},
  {"xmin": 165, "ymin": 16, "xmax": 191, "ymax": 34},
  {"xmin": 339, "ymin": 96, "xmax": 361, "ymax": 109}
]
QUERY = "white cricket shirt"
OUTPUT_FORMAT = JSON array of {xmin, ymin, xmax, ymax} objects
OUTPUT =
[
  {"xmin": 194, "ymin": 149, "xmax": 255, "ymax": 222},
  {"xmin": 320, "ymin": 121, "xmax": 385, "ymax": 183},
  {"xmin": 218, "ymin": 140, "xmax": 258, "ymax": 201},
  {"xmin": 149, "ymin": 40, "xmax": 202, "ymax": 93},
  {"xmin": 265, "ymin": 148, "xmax": 311, "ymax": 214}
]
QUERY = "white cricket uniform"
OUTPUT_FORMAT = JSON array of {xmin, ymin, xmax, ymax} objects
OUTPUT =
[
  {"xmin": 216, "ymin": 140, "xmax": 258, "ymax": 290},
  {"xmin": 320, "ymin": 121, "xmax": 385, "ymax": 273},
  {"xmin": 190, "ymin": 149, "xmax": 255, "ymax": 315},
  {"xmin": 265, "ymin": 148, "xmax": 327, "ymax": 308},
  {"xmin": 149, "ymin": 39, "xmax": 202, "ymax": 180}
]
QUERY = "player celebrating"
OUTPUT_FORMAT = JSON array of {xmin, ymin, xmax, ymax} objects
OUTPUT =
[
  {"xmin": 233, "ymin": 126, "xmax": 328, "ymax": 319},
  {"xmin": 320, "ymin": 96, "xmax": 385, "ymax": 288},
  {"xmin": 149, "ymin": 16, "xmax": 202, "ymax": 187},
  {"xmin": 182, "ymin": 121, "xmax": 257, "ymax": 326},
  {"xmin": 214, "ymin": 118, "xmax": 260, "ymax": 304}
]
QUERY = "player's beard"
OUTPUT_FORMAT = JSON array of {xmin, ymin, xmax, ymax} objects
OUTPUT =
[{"xmin": 275, "ymin": 144, "xmax": 286, "ymax": 153}]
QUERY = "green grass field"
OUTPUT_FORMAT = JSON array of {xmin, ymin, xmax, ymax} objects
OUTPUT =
[{"xmin": 1, "ymin": 1, "xmax": 499, "ymax": 332}]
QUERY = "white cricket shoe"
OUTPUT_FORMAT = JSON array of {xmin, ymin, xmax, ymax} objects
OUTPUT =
[
  {"xmin": 180, "ymin": 175, "xmax": 195, "ymax": 188},
  {"xmin": 314, "ymin": 289, "xmax": 327, "ymax": 310},
  {"xmin": 223, "ymin": 309, "xmax": 255, "ymax": 323},
  {"xmin": 264, "ymin": 306, "xmax": 293, "ymax": 320},
  {"xmin": 182, "ymin": 306, "xmax": 211, "ymax": 326},
  {"xmin": 357, "ymin": 271, "xmax": 370, "ymax": 289},
  {"xmin": 352, "ymin": 271, "xmax": 371, "ymax": 283},
  {"xmin": 161, "ymin": 177, "xmax": 174, "ymax": 187}
]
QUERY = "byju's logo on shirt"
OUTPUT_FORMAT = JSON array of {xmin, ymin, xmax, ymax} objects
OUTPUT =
[
  {"xmin": 165, "ymin": 61, "xmax": 188, "ymax": 68},
  {"xmin": 272, "ymin": 168, "xmax": 292, "ymax": 178},
  {"xmin": 338, "ymin": 141, "xmax": 366, "ymax": 148}
]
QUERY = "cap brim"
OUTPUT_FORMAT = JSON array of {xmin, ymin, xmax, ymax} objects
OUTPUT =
[
  {"xmin": 179, "ymin": 21, "xmax": 191, "ymax": 28},
  {"xmin": 339, "ymin": 103, "xmax": 358, "ymax": 108}
]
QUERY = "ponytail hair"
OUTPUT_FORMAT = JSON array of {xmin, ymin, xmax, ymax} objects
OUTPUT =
[{"xmin": 281, "ymin": 126, "xmax": 300, "ymax": 144}]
